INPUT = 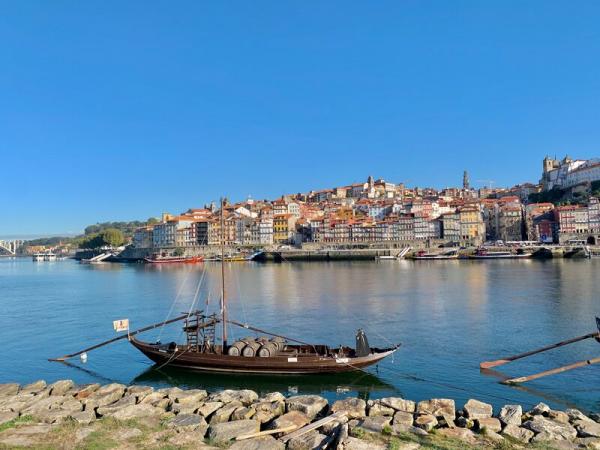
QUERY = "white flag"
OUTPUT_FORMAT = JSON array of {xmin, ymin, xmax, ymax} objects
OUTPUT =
[{"xmin": 113, "ymin": 319, "xmax": 129, "ymax": 332}]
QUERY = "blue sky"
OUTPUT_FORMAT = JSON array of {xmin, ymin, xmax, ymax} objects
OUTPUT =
[{"xmin": 1, "ymin": 1, "xmax": 600, "ymax": 236}]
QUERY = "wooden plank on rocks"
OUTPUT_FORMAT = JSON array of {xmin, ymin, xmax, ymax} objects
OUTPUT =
[{"xmin": 280, "ymin": 411, "xmax": 346, "ymax": 443}]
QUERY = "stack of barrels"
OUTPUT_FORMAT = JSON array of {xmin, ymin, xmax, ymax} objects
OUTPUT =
[{"xmin": 227, "ymin": 336, "xmax": 286, "ymax": 357}]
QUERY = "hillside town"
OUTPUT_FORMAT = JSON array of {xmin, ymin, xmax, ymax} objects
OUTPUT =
[{"xmin": 129, "ymin": 156, "xmax": 600, "ymax": 251}]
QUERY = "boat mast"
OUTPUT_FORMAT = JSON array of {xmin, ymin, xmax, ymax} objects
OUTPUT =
[{"xmin": 220, "ymin": 197, "xmax": 228, "ymax": 350}]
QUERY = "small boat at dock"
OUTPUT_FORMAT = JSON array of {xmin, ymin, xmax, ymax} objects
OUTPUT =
[
  {"xmin": 469, "ymin": 249, "xmax": 531, "ymax": 259},
  {"xmin": 412, "ymin": 250, "xmax": 458, "ymax": 260},
  {"xmin": 144, "ymin": 255, "xmax": 203, "ymax": 264}
]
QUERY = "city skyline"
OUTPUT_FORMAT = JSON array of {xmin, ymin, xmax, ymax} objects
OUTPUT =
[{"xmin": 2, "ymin": 2, "xmax": 600, "ymax": 235}]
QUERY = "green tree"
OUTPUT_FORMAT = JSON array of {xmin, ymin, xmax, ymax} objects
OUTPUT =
[
  {"xmin": 173, "ymin": 247, "xmax": 185, "ymax": 257},
  {"xmin": 147, "ymin": 217, "xmax": 159, "ymax": 225},
  {"xmin": 100, "ymin": 228, "xmax": 125, "ymax": 247}
]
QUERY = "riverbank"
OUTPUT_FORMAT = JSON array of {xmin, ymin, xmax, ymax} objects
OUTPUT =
[{"xmin": 1, "ymin": 381, "xmax": 598, "ymax": 449}]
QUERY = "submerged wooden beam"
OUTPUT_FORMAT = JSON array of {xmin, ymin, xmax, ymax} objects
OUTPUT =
[{"xmin": 503, "ymin": 356, "xmax": 600, "ymax": 384}]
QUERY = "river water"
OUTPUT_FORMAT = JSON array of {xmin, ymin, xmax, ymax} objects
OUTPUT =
[{"xmin": 1, "ymin": 257, "xmax": 599, "ymax": 412}]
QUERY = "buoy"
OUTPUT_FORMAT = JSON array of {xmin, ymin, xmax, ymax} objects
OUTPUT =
[{"xmin": 80, "ymin": 352, "xmax": 88, "ymax": 363}]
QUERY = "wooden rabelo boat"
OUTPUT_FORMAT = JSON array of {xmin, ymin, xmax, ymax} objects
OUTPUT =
[{"xmin": 52, "ymin": 199, "xmax": 399, "ymax": 374}]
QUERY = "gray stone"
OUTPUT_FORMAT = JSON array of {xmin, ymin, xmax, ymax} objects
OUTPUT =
[
  {"xmin": 126, "ymin": 385, "xmax": 154, "ymax": 402},
  {"xmin": 414, "ymin": 414, "xmax": 437, "ymax": 432},
  {"xmin": 0, "ymin": 410, "xmax": 18, "ymax": 426},
  {"xmin": 210, "ymin": 389, "xmax": 258, "ymax": 406},
  {"xmin": 498, "ymin": 404, "xmax": 522, "ymax": 426},
  {"xmin": 85, "ymin": 383, "xmax": 125, "ymax": 409},
  {"xmin": 198, "ymin": 401, "xmax": 224, "ymax": 418},
  {"xmin": 392, "ymin": 410, "xmax": 414, "ymax": 426},
  {"xmin": 455, "ymin": 416, "xmax": 474, "ymax": 428},
  {"xmin": 21, "ymin": 380, "xmax": 46, "ymax": 394},
  {"xmin": 269, "ymin": 410, "xmax": 310, "ymax": 430},
  {"xmin": 168, "ymin": 430, "xmax": 217, "ymax": 447},
  {"xmin": 139, "ymin": 391, "xmax": 167, "ymax": 406},
  {"xmin": 73, "ymin": 384, "xmax": 100, "ymax": 400},
  {"xmin": 391, "ymin": 423, "xmax": 429, "ymax": 436},
  {"xmin": 548, "ymin": 409, "xmax": 570, "ymax": 424},
  {"xmin": 360, "ymin": 415, "xmax": 391, "ymax": 433},
  {"xmin": 207, "ymin": 419, "xmax": 260, "ymax": 444},
  {"xmin": 574, "ymin": 419, "xmax": 600, "ymax": 438},
  {"xmin": 523, "ymin": 415, "xmax": 577, "ymax": 440},
  {"xmin": 231, "ymin": 406, "xmax": 256, "ymax": 420},
  {"xmin": 170, "ymin": 402, "xmax": 198, "ymax": 415},
  {"xmin": 69, "ymin": 409, "xmax": 96, "ymax": 424},
  {"xmin": 35, "ymin": 408, "xmax": 73, "ymax": 424},
  {"xmin": 109, "ymin": 403, "xmax": 164, "ymax": 420},
  {"xmin": 591, "ymin": 413, "xmax": 600, "ymax": 423},
  {"xmin": 501, "ymin": 423, "xmax": 534, "ymax": 442},
  {"xmin": 340, "ymin": 436, "xmax": 386, "ymax": 450},
  {"xmin": 0, "ymin": 383, "xmax": 20, "ymax": 397},
  {"xmin": 575, "ymin": 437, "xmax": 600, "ymax": 449},
  {"xmin": 49, "ymin": 380, "xmax": 74, "ymax": 396},
  {"xmin": 115, "ymin": 427, "xmax": 143, "ymax": 440},
  {"xmin": 463, "ymin": 399, "xmax": 492, "ymax": 419},
  {"xmin": 529, "ymin": 402, "xmax": 551, "ymax": 415},
  {"xmin": 379, "ymin": 397, "xmax": 416, "ymax": 413},
  {"xmin": 287, "ymin": 430, "xmax": 329, "ymax": 450},
  {"xmin": 21, "ymin": 395, "xmax": 67, "ymax": 415},
  {"xmin": 96, "ymin": 394, "xmax": 136, "ymax": 416},
  {"xmin": 437, "ymin": 427, "xmax": 477, "ymax": 444},
  {"xmin": 172, "ymin": 388, "xmax": 207, "ymax": 405},
  {"xmin": 286, "ymin": 395, "xmax": 328, "ymax": 420},
  {"xmin": 331, "ymin": 398, "xmax": 366, "ymax": 419},
  {"xmin": 261, "ymin": 392, "xmax": 285, "ymax": 403},
  {"xmin": 368, "ymin": 402, "xmax": 395, "ymax": 417},
  {"xmin": 230, "ymin": 435, "xmax": 285, "ymax": 450},
  {"xmin": 566, "ymin": 408, "xmax": 594, "ymax": 423},
  {"xmin": 416, "ymin": 398, "xmax": 455, "ymax": 418},
  {"xmin": 167, "ymin": 413, "xmax": 208, "ymax": 434},
  {"xmin": 482, "ymin": 429, "xmax": 504, "ymax": 443},
  {"xmin": 476, "ymin": 417, "xmax": 502, "ymax": 433},
  {"xmin": 210, "ymin": 401, "xmax": 243, "ymax": 424}
]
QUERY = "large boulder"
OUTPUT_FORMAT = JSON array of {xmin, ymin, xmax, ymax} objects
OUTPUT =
[
  {"xmin": 574, "ymin": 419, "xmax": 600, "ymax": 438},
  {"xmin": 84, "ymin": 383, "xmax": 126, "ymax": 409},
  {"xmin": 126, "ymin": 385, "xmax": 154, "ymax": 402},
  {"xmin": 172, "ymin": 388, "xmax": 207, "ymax": 406},
  {"xmin": 463, "ymin": 399, "xmax": 492, "ymax": 419},
  {"xmin": 167, "ymin": 414, "xmax": 208, "ymax": 434},
  {"xmin": 49, "ymin": 380, "xmax": 74, "ymax": 396},
  {"xmin": 21, "ymin": 381, "xmax": 46, "ymax": 394},
  {"xmin": 340, "ymin": 436, "xmax": 387, "ymax": 450},
  {"xmin": 210, "ymin": 389, "xmax": 258, "ymax": 406},
  {"xmin": 0, "ymin": 411, "xmax": 18, "ymax": 425},
  {"xmin": 269, "ymin": 410, "xmax": 310, "ymax": 430},
  {"xmin": 286, "ymin": 395, "xmax": 328, "ymax": 420},
  {"xmin": 523, "ymin": 416, "xmax": 577, "ymax": 441},
  {"xmin": 498, "ymin": 404, "xmax": 522, "ymax": 426},
  {"xmin": 110, "ymin": 403, "xmax": 164, "ymax": 421},
  {"xmin": 437, "ymin": 427, "xmax": 477, "ymax": 444},
  {"xmin": 360, "ymin": 415, "xmax": 391, "ymax": 433},
  {"xmin": 69, "ymin": 409, "xmax": 96, "ymax": 425},
  {"xmin": 529, "ymin": 402, "xmax": 550, "ymax": 416},
  {"xmin": 232, "ymin": 406, "xmax": 256, "ymax": 421},
  {"xmin": 414, "ymin": 414, "xmax": 438, "ymax": 432},
  {"xmin": 210, "ymin": 402, "xmax": 243, "ymax": 424},
  {"xmin": 476, "ymin": 417, "xmax": 502, "ymax": 433},
  {"xmin": 253, "ymin": 401, "xmax": 285, "ymax": 424},
  {"xmin": 96, "ymin": 395, "xmax": 137, "ymax": 416},
  {"xmin": 416, "ymin": 399, "xmax": 455, "ymax": 418},
  {"xmin": 73, "ymin": 384, "xmax": 100, "ymax": 400},
  {"xmin": 230, "ymin": 435, "xmax": 285, "ymax": 450},
  {"xmin": 287, "ymin": 430, "xmax": 329, "ymax": 450},
  {"xmin": 0, "ymin": 384, "xmax": 19, "ymax": 397},
  {"xmin": 392, "ymin": 411, "xmax": 414, "ymax": 426},
  {"xmin": 198, "ymin": 401, "xmax": 224, "ymax": 418},
  {"xmin": 368, "ymin": 402, "xmax": 395, "ymax": 417},
  {"xmin": 207, "ymin": 419, "xmax": 260, "ymax": 444},
  {"xmin": 331, "ymin": 398, "xmax": 366, "ymax": 419},
  {"xmin": 501, "ymin": 424, "xmax": 534, "ymax": 443},
  {"xmin": 379, "ymin": 397, "xmax": 416, "ymax": 413}
]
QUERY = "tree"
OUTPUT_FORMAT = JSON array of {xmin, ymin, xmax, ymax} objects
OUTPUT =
[
  {"xmin": 147, "ymin": 217, "xmax": 159, "ymax": 225},
  {"xmin": 100, "ymin": 228, "xmax": 125, "ymax": 247},
  {"xmin": 173, "ymin": 247, "xmax": 185, "ymax": 257}
]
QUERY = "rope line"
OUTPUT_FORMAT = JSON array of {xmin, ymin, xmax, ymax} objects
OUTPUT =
[{"xmin": 157, "ymin": 266, "xmax": 194, "ymax": 342}]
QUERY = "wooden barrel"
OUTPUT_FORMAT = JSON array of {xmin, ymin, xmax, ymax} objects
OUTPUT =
[
  {"xmin": 271, "ymin": 337, "xmax": 286, "ymax": 351},
  {"xmin": 227, "ymin": 341, "xmax": 247, "ymax": 356},
  {"xmin": 242, "ymin": 342, "xmax": 261, "ymax": 357},
  {"xmin": 258, "ymin": 342, "xmax": 278, "ymax": 358}
]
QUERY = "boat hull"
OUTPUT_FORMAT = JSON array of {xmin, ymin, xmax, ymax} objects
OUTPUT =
[
  {"xmin": 130, "ymin": 338, "xmax": 398, "ymax": 374},
  {"xmin": 144, "ymin": 256, "xmax": 204, "ymax": 264}
]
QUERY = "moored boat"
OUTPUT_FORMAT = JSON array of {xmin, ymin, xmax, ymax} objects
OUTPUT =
[
  {"xmin": 144, "ymin": 255, "xmax": 203, "ymax": 264},
  {"xmin": 469, "ymin": 249, "xmax": 531, "ymax": 259},
  {"xmin": 412, "ymin": 250, "xmax": 458, "ymax": 260}
]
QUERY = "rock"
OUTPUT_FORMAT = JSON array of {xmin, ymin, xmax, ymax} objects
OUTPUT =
[
  {"xmin": 21, "ymin": 381, "xmax": 46, "ymax": 394},
  {"xmin": 126, "ymin": 385, "xmax": 154, "ymax": 402},
  {"xmin": 159, "ymin": 386, "xmax": 184, "ymax": 398},
  {"xmin": 529, "ymin": 402, "xmax": 551, "ymax": 415},
  {"xmin": 523, "ymin": 416, "xmax": 577, "ymax": 440},
  {"xmin": 198, "ymin": 401, "xmax": 224, "ymax": 418},
  {"xmin": 340, "ymin": 436, "xmax": 386, "ymax": 450},
  {"xmin": 392, "ymin": 411, "xmax": 414, "ymax": 426},
  {"xmin": 73, "ymin": 384, "xmax": 101, "ymax": 400},
  {"xmin": 286, "ymin": 395, "xmax": 328, "ymax": 420},
  {"xmin": 168, "ymin": 430, "xmax": 217, "ymax": 447},
  {"xmin": 231, "ymin": 406, "xmax": 256, "ymax": 420},
  {"xmin": 36, "ymin": 408, "xmax": 75, "ymax": 424},
  {"xmin": 566, "ymin": 408, "xmax": 594, "ymax": 423},
  {"xmin": 96, "ymin": 394, "xmax": 137, "ymax": 416},
  {"xmin": 140, "ymin": 392, "xmax": 167, "ymax": 407},
  {"xmin": 110, "ymin": 403, "xmax": 164, "ymax": 421},
  {"xmin": 0, "ymin": 383, "xmax": 19, "ymax": 397},
  {"xmin": 332, "ymin": 398, "xmax": 366, "ymax": 419},
  {"xmin": 269, "ymin": 410, "xmax": 310, "ymax": 430},
  {"xmin": 498, "ymin": 404, "xmax": 522, "ymax": 426},
  {"xmin": 437, "ymin": 427, "xmax": 477, "ymax": 444},
  {"xmin": 230, "ymin": 435, "xmax": 285, "ymax": 450},
  {"xmin": 210, "ymin": 389, "xmax": 258, "ymax": 406},
  {"xmin": 261, "ymin": 392, "xmax": 285, "ymax": 403},
  {"xmin": 575, "ymin": 437, "xmax": 600, "ymax": 449},
  {"xmin": 548, "ymin": 410, "xmax": 570, "ymax": 424},
  {"xmin": 49, "ymin": 380, "xmax": 74, "ymax": 396},
  {"xmin": 414, "ymin": 414, "xmax": 437, "ymax": 432},
  {"xmin": 69, "ymin": 409, "xmax": 96, "ymax": 425},
  {"xmin": 591, "ymin": 413, "xmax": 600, "ymax": 423},
  {"xmin": 501, "ymin": 423, "xmax": 534, "ymax": 442},
  {"xmin": 21, "ymin": 395, "xmax": 67, "ymax": 415},
  {"xmin": 574, "ymin": 419, "xmax": 600, "ymax": 438},
  {"xmin": 172, "ymin": 388, "xmax": 207, "ymax": 405},
  {"xmin": 416, "ymin": 399, "xmax": 455, "ymax": 418},
  {"xmin": 476, "ymin": 417, "xmax": 502, "ymax": 433},
  {"xmin": 368, "ymin": 402, "xmax": 395, "ymax": 417},
  {"xmin": 167, "ymin": 414, "xmax": 208, "ymax": 434},
  {"xmin": 379, "ymin": 397, "xmax": 416, "ymax": 413},
  {"xmin": 74, "ymin": 426, "xmax": 95, "ymax": 443},
  {"xmin": 287, "ymin": 430, "xmax": 329, "ymax": 450},
  {"xmin": 207, "ymin": 419, "xmax": 260, "ymax": 444},
  {"xmin": 85, "ymin": 383, "xmax": 125, "ymax": 409},
  {"xmin": 463, "ymin": 399, "xmax": 492, "ymax": 419},
  {"xmin": 482, "ymin": 429, "xmax": 504, "ymax": 443},
  {"xmin": 360, "ymin": 415, "xmax": 391, "ymax": 433},
  {"xmin": 438, "ymin": 413, "xmax": 455, "ymax": 428},
  {"xmin": 0, "ymin": 411, "xmax": 18, "ymax": 425},
  {"xmin": 391, "ymin": 423, "xmax": 429, "ymax": 436},
  {"xmin": 171, "ymin": 402, "xmax": 198, "ymax": 415},
  {"xmin": 210, "ymin": 401, "xmax": 243, "ymax": 424}
]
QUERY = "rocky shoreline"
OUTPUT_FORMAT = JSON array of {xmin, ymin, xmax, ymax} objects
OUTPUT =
[{"xmin": 0, "ymin": 380, "xmax": 599, "ymax": 449}]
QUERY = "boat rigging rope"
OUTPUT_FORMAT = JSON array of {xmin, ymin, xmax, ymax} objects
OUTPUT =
[{"xmin": 157, "ymin": 266, "xmax": 195, "ymax": 342}]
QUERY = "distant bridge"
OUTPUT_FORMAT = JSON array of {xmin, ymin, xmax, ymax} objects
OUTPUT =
[{"xmin": 0, "ymin": 240, "xmax": 24, "ymax": 255}]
